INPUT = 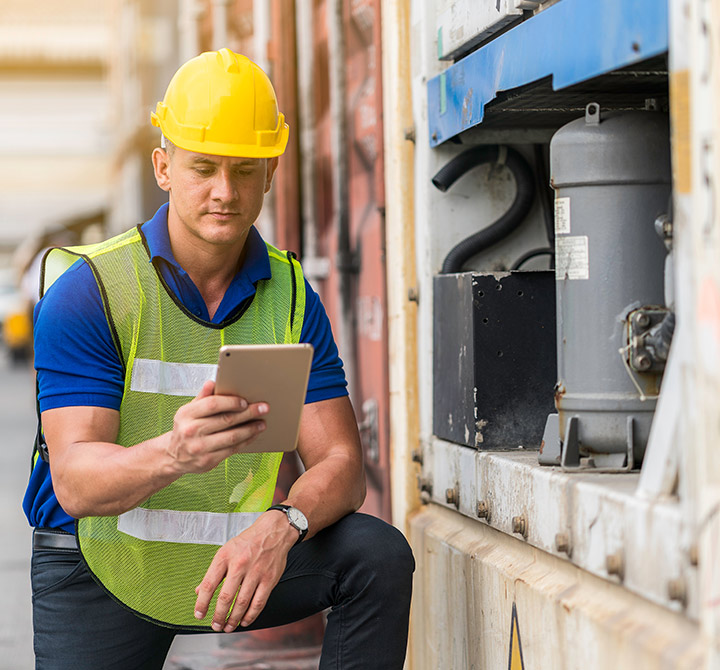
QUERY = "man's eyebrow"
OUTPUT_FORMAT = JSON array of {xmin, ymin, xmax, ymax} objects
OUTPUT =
[{"xmin": 189, "ymin": 157, "xmax": 260, "ymax": 167}]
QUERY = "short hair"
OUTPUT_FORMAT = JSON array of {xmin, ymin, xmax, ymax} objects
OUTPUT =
[{"xmin": 161, "ymin": 135, "xmax": 176, "ymax": 157}]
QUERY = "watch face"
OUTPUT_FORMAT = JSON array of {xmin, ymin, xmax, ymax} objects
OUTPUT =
[{"xmin": 287, "ymin": 507, "xmax": 308, "ymax": 531}]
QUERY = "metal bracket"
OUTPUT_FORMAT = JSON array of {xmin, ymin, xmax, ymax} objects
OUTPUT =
[
  {"xmin": 538, "ymin": 413, "xmax": 561, "ymax": 466},
  {"xmin": 627, "ymin": 307, "xmax": 672, "ymax": 373},
  {"xmin": 561, "ymin": 415, "xmax": 635, "ymax": 472}
]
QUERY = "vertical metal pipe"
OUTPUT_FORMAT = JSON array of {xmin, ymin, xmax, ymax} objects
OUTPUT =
[
  {"xmin": 295, "ymin": 0, "xmax": 318, "ymax": 265},
  {"xmin": 253, "ymin": 0, "xmax": 272, "ymax": 74},
  {"xmin": 252, "ymin": 0, "xmax": 276, "ymax": 245},
  {"xmin": 328, "ymin": 0, "xmax": 357, "ymax": 399},
  {"xmin": 212, "ymin": 0, "xmax": 230, "ymax": 50},
  {"xmin": 178, "ymin": 0, "xmax": 202, "ymax": 63}
]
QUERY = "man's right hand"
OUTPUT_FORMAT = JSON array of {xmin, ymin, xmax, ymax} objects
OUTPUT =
[{"xmin": 167, "ymin": 379, "xmax": 268, "ymax": 474}]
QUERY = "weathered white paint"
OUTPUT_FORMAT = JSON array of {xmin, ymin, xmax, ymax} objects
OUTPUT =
[
  {"xmin": 435, "ymin": 0, "xmax": 522, "ymax": 61},
  {"xmin": 381, "ymin": 0, "xmax": 423, "ymax": 541},
  {"xmin": 410, "ymin": 505, "xmax": 706, "ymax": 670},
  {"xmin": 422, "ymin": 442, "xmax": 693, "ymax": 616}
]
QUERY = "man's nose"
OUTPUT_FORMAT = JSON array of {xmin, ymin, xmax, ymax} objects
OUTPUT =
[{"xmin": 211, "ymin": 169, "xmax": 238, "ymax": 202}]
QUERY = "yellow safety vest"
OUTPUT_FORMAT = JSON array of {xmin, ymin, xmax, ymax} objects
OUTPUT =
[{"xmin": 42, "ymin": 225, "xmax": 305, "ymax": 628}]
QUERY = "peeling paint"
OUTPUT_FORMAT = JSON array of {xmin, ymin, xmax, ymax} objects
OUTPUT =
[{"xmin": 475, "ymin": 419, "xmax": 488, "ymax": 446}]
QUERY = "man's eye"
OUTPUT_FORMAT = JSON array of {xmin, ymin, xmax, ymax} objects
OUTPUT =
[{"xmin": 194, "ymin": 167, "xmax": 214, "ymax": 176}]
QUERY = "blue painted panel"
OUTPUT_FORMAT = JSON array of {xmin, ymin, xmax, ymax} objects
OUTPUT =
[{"xmin": 427, "ymin": 0, "xmax": 669, "ymax": 146}]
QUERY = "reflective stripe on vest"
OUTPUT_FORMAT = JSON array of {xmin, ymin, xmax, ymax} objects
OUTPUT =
[
  {"xmin": 43, "ymin": 226, "xmax": 306, "ymax": 629},
  {"xmin": 117, "ymin": 508, "xmax": 262, "ymax": 545}
]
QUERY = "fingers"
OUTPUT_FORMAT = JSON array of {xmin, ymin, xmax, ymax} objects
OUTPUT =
[
  {"xmin": 194, "ymin": 559, "xmax": 226, "ymax": 624},
  {"xmin": 197, "ymin": 402, "xmax": 269, "ymax": 437},
  {"xmin": 194, "ymin": 559, "xmax": 266, "ymax": 632},
  {"xmin": 218, "ymin": 575, "xmax": 259, "ymax": 631},
  {"xmin": 170, "ymin": 395, "xmax": 270, "ymax": 472}
]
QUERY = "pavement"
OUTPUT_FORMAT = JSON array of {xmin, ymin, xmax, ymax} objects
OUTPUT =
[{"xmin": 0, "ymin": 354, "xmax": 36, "ymax": 670}]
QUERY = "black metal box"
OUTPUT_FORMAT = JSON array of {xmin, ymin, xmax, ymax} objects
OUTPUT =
[{"xmin": 433, "ymin": 271, "xmax": 557, "ymax": 449}]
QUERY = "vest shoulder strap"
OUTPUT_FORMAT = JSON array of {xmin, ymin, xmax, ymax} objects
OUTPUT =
[{"xmin": 40, "ymin": 227, "xmax": 141, "ymax": 298}]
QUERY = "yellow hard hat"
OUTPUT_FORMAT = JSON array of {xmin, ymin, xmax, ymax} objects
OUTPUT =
[{"xmin": 151, "ymin": 48, "xmax": 289, "ymax": 158}]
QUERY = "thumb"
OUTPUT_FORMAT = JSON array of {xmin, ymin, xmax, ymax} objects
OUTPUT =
[{"xmin": 196, "ymin": 379, "xmax": 216, "ymax": 400}]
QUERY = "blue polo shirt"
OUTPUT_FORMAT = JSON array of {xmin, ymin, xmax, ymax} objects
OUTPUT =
[{"xmin": 23, "ymin": 203, "xmax": 347, "ymax": 533}]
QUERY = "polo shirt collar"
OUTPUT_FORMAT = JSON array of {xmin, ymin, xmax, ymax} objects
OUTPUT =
[{"xmin": 140, "ymin": 203, "xmax": 272, "ymax": 285}]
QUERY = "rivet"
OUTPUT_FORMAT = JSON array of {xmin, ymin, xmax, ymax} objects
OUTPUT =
[
  {"xmin": 476, "ymin": 500, "xmax": 489, "ymax": 520},
  {"xmin": 512, "ymin": 515, "xmax": 527, "ymax": 538},
  {"xmin": 555, "ymin": 532, "xmax": 571, "ymax": 555},
  {"xmin": 606, "ymin": 551, "xmax": 624, "ymax": 580},
  {"xmin": 667, "ymin": 577, "xmax": 687, "ymax": 606}
]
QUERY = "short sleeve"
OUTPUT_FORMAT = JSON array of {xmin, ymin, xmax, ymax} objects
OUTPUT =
[
  {"xmin": 300, "ymin": 279, "xmax": 349, "ymax": 403},
  {"xmin": 34, "ymin": 260, "xmax": 125, "ymax": 412}
]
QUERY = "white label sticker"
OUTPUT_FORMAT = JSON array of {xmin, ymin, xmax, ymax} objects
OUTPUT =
[
  {"xmin": 554, "ymin": 197, "xmax": 571, "ymax": 234},
  {"xmin": 555, "ymin": 235, "xmax": 589, "ymax": 280}
]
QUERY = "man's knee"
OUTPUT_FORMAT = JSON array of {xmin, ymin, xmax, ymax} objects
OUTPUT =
[{"xmin": 332, "ymin": 513, "xmax": 415, "ymax": 581}]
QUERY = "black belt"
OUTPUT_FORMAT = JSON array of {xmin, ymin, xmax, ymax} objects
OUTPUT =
[{"xmin": 33, "ymin": 527, "xmax": 78, "ymax": 553}]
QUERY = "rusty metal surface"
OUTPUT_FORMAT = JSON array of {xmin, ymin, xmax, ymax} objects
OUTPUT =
[
  {"xmin": 312, "ymin": 0, "xmax": 391, "ymax": 521},
  {"xmin": 269, "ymin": 0, "xmax": 301, "ymax": 254}
]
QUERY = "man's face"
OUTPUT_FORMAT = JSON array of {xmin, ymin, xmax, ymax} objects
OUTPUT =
[{"xmin": 152, "ymin": 145, "xmax": 278, "ymax": 250}]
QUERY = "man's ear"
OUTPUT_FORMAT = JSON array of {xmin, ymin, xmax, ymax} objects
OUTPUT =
[
  {"xmin": 152, "ymin": 148, "xmax": 171, "ymax": 192},
  {"xmin": 264, "ymin": 157, "xmax": 279, "ymax": 193}
]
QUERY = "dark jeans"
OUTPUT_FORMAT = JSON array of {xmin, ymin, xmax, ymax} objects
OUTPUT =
[{"xmin": 31, "ymin": 513, "xmax": 414, "ymax": 670}]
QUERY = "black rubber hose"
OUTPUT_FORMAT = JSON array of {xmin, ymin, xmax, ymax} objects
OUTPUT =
[
  {"xmin": 533, "ymin": 144, "xmax": 555, "ymax": 247},
  {"xmin": 511, "ymin": 247, "xmax": 554, "ymax": 271},
  {"xmin": 433, "ymin": 145, "xmax": 536, "ymax": 274}
]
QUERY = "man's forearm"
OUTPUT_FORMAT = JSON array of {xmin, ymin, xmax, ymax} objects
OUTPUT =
[
  {"xmin": 283, "ymin": 450, "xmax": 366, "ymax": 540},
  {"xmin": 284, "ymin": 396, "xmax": 367, "ymax": 539}
]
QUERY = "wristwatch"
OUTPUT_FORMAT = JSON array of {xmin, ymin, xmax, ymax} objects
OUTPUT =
[{"xmin": 267, "ymin": 504, "xmax": 309, "ymax": 545}]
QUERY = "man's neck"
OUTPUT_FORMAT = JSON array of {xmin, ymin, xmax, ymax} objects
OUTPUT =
[{"xmin": 167, "ymin": 219, "xmax": 250, "ymax": 321}]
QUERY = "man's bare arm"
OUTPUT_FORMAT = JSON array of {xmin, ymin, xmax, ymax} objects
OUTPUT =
[{"xmin": 42, "ymin": 380, "xmax": 269, "ymax": 519}]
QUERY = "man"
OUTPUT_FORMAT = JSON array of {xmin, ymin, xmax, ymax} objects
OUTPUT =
[{"xmin": 23, "ymin": 49, "xmax": 413, "ymax": 669}]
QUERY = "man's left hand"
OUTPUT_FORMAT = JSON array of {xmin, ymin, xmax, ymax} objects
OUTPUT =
[{"xmin": 193, "ymin": 510, "xmax": 299, "ymax": 631}]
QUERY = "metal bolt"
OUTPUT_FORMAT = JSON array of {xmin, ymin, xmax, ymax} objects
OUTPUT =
[
  {"xmin": 606, "ymin": 551, "xmax": 624, "ymax": 580},
  {"xmin": 667, "ymin": 577, "xmax": 687, "ymax": 606},
  {"xmin": 418, "ymin": 476, "xmax": 432, "ymax": 505},
  {"xmin": 689, "ymin": 544, "xmax": 699, "ymax": 567},
  {"xmin": 403, "ymin": 126, "xmax": 416, "ymax": 143},
  {"xmin": 407, "ymin": 287, "xmax": 419, "ymax": 303},
  {"xmin": 555, "ymin": 533, "xmax": 571, "ymax": 555},
  {"xmin": 633, "ymin": 353, "xmax": 652, "ymax": 371},
  {"xmin": 445, "ymin": 486, "xmax": 459, "ymax": 508},
  {"xmin": 635, "ymin": 312, "xmax": 651, "ymax": 329},
  {"xmin": 512, "ymin": 515, "xmax": 527, "ymax": 538},
  {"xmin": 431, "ymin": 132, "xmax": 438, "ymax": 141},
  {"xmin": 476, "ymin": 500, "xmax": 489, "ymax": 520},
  {"xmin": 411, "ymin": 448, "xmax": 423, "ymax": 465}
]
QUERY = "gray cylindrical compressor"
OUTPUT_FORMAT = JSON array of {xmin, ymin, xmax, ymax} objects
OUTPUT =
[{"xmin": 550, "ymin": 104, "xmax": 671, "ymax": 469}]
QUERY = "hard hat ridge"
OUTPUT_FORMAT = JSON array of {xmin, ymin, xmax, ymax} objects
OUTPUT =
[{"xmin": 151, "ymin": 48, "xmax": 289, "ymax": 158}]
